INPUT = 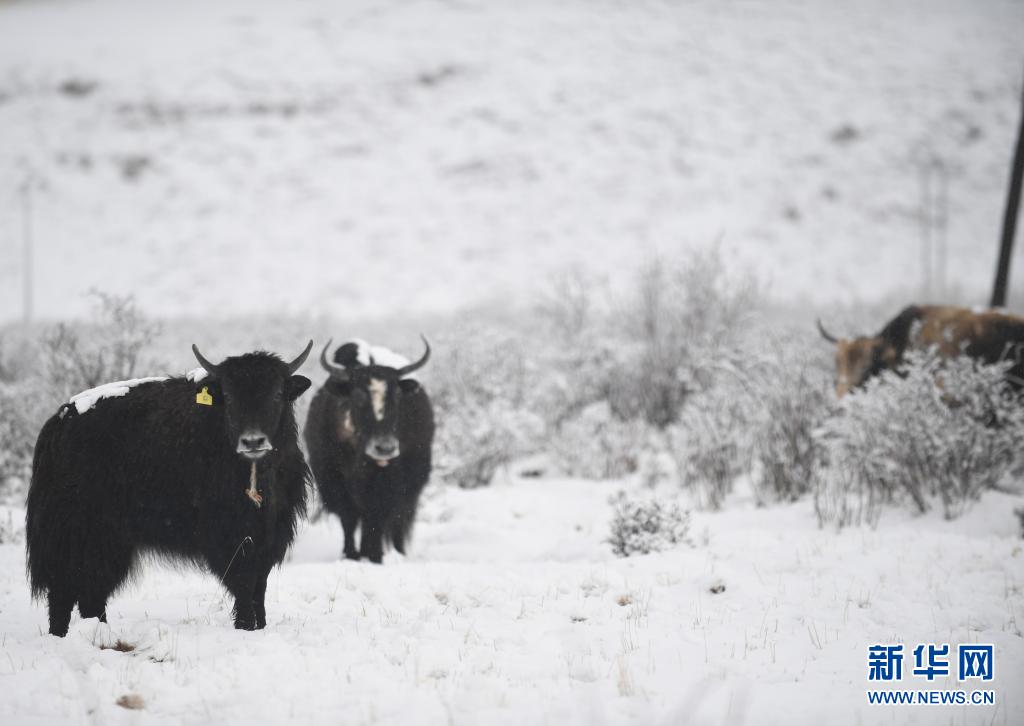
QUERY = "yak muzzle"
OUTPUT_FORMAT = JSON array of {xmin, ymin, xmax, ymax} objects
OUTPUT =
[
  {"xmin": 237, "ymin": 431, "xmax": 273, "ymax": 461},
  {"xmin": 365, "ymin": 436, "xmax": 400, "ymax": 467}
]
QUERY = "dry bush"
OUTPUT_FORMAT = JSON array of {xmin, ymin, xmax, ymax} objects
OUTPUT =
[
  {"xmin": 548, "ymin": 402, "xmax": 649, "ymax": 480},
  {"xmin": 40, "ymin": 290, "xmax": 162, "ymax": 403},
  {"xmin": 428, "ymin": 328, "xmax": 544, "ymax": 488},
  {"xmin": 622, "ymin": 248, "xmax": 758, "ymax": 428},
  {"xmin": 0, "ymin": 292, "xmax": 162, "ymax": 503},
  {"xmin": 745, "ymin": 337, "xmax": 832, "ymax": 504},
  {"xmin": 668, "ymin": 381, "xmax": 752, "ymax": 509}
]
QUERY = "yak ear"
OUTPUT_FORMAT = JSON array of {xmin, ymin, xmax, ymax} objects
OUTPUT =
[
  {"xmin": 286, "ymin": 375, "xmax": 312, "ymax": 401},
  {"xmin": 325, "ymin": 377, "xmax": 352, "ymax": 397},
  {"xmin": 398, "ymin": 378, "xmax": 420, "ymax": 394}
]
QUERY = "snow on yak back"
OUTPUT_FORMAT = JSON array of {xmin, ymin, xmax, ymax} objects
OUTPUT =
[
  {"xmin": 25, "ymin": 341, "xmax": 314, "ymax": 636},
  {"xmin": 305, "ymin": 337, "xmax": 435, "ymax": 563},
  {"xmin": 817, "ymin": 305, "xmax": 1024, "ymax": 397}
]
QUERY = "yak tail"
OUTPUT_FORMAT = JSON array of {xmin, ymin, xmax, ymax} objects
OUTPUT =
[{"xmin": 25, "ymin": 414, "xmax": 65, "ymax": 599}]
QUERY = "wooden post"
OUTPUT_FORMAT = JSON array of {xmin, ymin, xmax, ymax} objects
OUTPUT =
[{"xmin": 991, "ymin": 74, "xmax": 1024, "ymax": 309}]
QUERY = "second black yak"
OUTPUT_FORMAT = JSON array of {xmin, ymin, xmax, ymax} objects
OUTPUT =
[{"xmin": 305, "ymin": 338, "xmax": 434, "ymax": 563}]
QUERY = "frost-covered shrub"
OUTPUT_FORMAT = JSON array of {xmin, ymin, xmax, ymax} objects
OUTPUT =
[
  {"xmin": 0, "ymin": 330, "xmax": 47, "ymax": 502},
  {"xmin": 0, "ymin": 292, "xmax": 162, "ymax": 503},
  {"xmin": 608, "ymin": 490, "xmax": 690, "ymax": 557},
  {"xmin": 0, "ymin": 381, "xmax": 38, "ymax": 503},
  {"xmin": 619, "ymin": 249, "xmax": 758, "ymax": 428},
  {"xmin": 40, "ymin": 291, "xmax": 162, "ymax": 403},
  {"xmin": 747, "ymin": 341, "xmax": 832, "ymax": 504},
  {"xmin": 538, "ymin": 249, "xmax": 758, "ymax": 433},
  {"xmin": 668, "ymin": 382, "xmax": 751, "ymax": 509},
  {"xmin": 429, "ymin": 330, "xmax": 544, "ymax": 488},
  {"xmin": 549, "ymin": 402, "xmax": 649, "ymax": 479},
  {"xmin": 815, "ymin": 351, "xmax": 1024, "ymax": 526}
]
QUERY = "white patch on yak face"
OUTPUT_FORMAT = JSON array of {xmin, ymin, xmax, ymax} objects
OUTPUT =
[{"xmin": 369, "ymin": 378, "xmax": 387, "ymax": 421}]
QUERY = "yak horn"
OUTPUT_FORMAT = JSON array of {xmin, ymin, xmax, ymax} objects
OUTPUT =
[
  {"xmin": 319, "ymin": 339, "xmax": 349, "ymax": 379},
  {"xmin": 397, "ymin": 335, "xmax": 431, "ymax": 377},
  {"xmin": 286, "ymin": 339, "xmax": 314, "ymax": 375},
  {"xmin": 192, "ymin": 344, "xmax": 221, "ymax": 375},
  {"xmin": 816, "ymin": 319, "xmax": 839, "ymax": 343}
]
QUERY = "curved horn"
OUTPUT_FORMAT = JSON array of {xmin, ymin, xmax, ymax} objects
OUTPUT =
[
  {"xmin": 286, "ymin": 339, "xmax": 314, "ymax": 375},
  {"xmin": 397, "ymin": 335, "xmax": 431, "ymax": 377},
  {"xmin": 816, "ymin": 319, "xmax": 839, "ymax": 344},
  {"xmin": 319, "ymin": 339, "xmax": 349, "ymax": 379},
  {"xmin": 192, "ymin": 344, "xmax": 221, "ymax": 375}
]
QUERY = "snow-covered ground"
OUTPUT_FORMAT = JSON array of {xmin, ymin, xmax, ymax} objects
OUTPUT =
[
  {"xmin": 1, "ymin": 0, "xmax": 1023, "ymax": 323},
  {"xmin": 1, "ymin": 474, "xmax": 1022, "ymax": 725}
]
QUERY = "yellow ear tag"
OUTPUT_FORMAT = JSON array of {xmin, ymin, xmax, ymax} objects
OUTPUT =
[{"xmin": 196, "ymin": 386, "xmax": 214, "ymax": 406}]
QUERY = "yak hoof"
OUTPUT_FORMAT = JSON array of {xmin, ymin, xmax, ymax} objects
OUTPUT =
[{"xmin": 233, "ymin": 606, "xmax": 257, "ymax": 631}]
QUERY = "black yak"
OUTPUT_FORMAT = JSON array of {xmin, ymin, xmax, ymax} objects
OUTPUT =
[
  {"xmin": 305, "ymin": 338, "xmax": 434, "ymax": 563},
  {"xmin": 26, "ymin": 341, "xmax": 314, "ymax": 636},
  {"xmin": 818, "ymin": 305, "xmax": 1024, "ymax": 396}
]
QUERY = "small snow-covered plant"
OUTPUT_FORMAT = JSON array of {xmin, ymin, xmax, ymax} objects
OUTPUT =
[
  {"xmin": 0, "ymin": 508, "xmax": 24, "ymax": 544},
  {"xmin": 815, "ymin": 350, "xmax": 1024, "ymax": 526},
  {"xmin": 608, "ymin": 490, "xmax": 690, "ymax": 557},
  {"xmin": 549, "ymin": 401, "xmax": 648, "ymax": 479},
  {"xmin": 668, "ymin": 381, "xmax": 751, "ymax": 509},
  {"xmin": 40, "ymin": 291, "xmax": 162, "ymax": 403},
  {"xmin": 429, "ymin": 329, "xmax": 544, "ymax": 488}
]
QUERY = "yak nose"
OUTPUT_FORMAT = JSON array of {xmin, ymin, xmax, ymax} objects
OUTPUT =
[
  {"xmin": 237, "ymin": 431, "xmax": 272, "ymax": 459},
  {"xmin": 367, "ymin": 436, "xmax": 400, "ymax": 463}
]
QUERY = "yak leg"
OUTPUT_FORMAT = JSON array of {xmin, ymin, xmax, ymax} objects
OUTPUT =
[
  {"xmin": 390, "ymin": 512, "xmax": 409, "ymax": 556},
  {"xmin": 47, "ymin": 588, "xmax": 76, "ymax": 637},
  {"xmin": 77, "ymin": 593, "xmax": 108, "ymax": 623},
  {"xmin": 252, "ymin": 563, "xmax": 274, "ymax": 630},
  {"xmin": 78, "ymin": 544, "xmax": 132, "ymax": 624},
  {"xmin": 218, "ymin": 538, "xmax": 260, "ymax": 631},
  {"xmin": 359, "ymin": 515, "xmax": 384, "ymax": 564},
  {"xmin": 340, "ymin": 508, "xmax": 359, "ymax": 561},
  {"xmin": 390, "ymin": 497, "xmax": 421, "ymax": 556}
]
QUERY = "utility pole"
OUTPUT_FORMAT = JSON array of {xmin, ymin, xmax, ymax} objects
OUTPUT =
[
  {"xmin": 21, "ymin": 172, "xmax": 34, "ymax": 326},
  {"xmin": 991, "ymin": 73, "xmax": 1024, "ymax": 309}
]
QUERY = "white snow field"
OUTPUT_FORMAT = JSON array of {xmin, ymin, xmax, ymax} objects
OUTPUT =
[
  {"xmin": 0, "ymin": 0, "xmax": 1023, "ymax": 323},
  {"xmin": 0, "ymin": 477, "xmax": 1022, "ymax": 726}
]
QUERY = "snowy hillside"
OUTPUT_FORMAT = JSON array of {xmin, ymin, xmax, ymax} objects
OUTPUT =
[
  {"xmin": 0, "ymin": 0, "xmax": 1022, "ymax": 322},
  {"xmin": 1, "ymin": 477, "xmax": 1022, "ymax": 726}
]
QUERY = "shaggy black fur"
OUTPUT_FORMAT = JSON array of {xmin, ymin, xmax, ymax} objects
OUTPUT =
[
  {"xmin": 305, "ymin": 342, "xmax": 434, "ymax": 563},
  {"xmin": 26, "ymin": 347, "xmax": 312, "ymax": 636}
]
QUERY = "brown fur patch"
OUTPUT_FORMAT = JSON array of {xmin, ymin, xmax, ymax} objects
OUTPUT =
[
  {"xmin": 335, "ymin": 408, "xmax": 355, "ymax": 442},
  {"xmin": 116, "ymin": 694, "xmax": 145, "ymax": 710}
]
